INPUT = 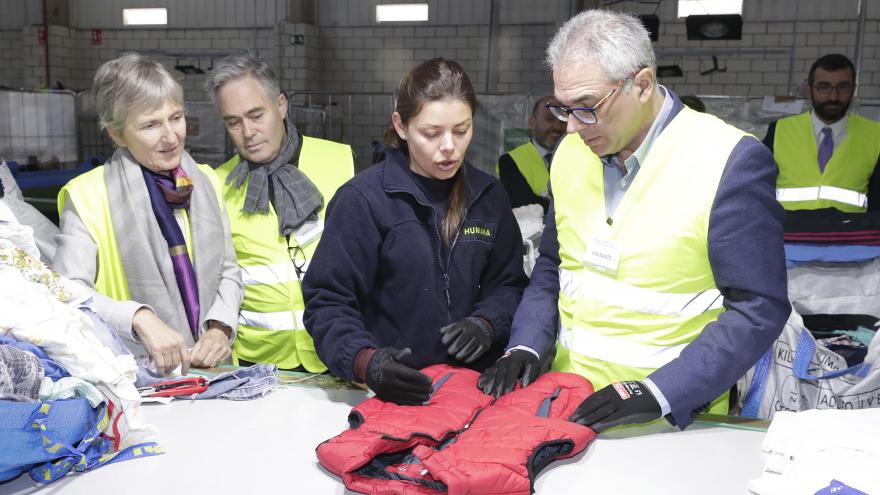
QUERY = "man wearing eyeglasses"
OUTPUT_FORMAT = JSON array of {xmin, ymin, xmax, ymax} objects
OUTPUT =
[
  {"xmin": 497, "ymin": 96, "xmax": 566, "ymax": 212},
  {"xmin": 764, "ymin": 53, "xmax": 880, "ymax": 212},
  {"xmin": 478, "ymin": 10, "xmax": 789, "ymax": 433},
  {"xmin": 206, "ymin": 54, "xmax": 354, "ymax": 371}
]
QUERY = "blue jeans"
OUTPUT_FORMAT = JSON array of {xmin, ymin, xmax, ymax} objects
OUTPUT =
[{"xmin": 193, "ymin": 364, "xmax": 278, "ymax": 400}]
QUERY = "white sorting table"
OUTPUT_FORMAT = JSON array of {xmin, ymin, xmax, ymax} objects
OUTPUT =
[{"xmin": 1, "ymin": 371, "xmax": 768, "ymax": 494}]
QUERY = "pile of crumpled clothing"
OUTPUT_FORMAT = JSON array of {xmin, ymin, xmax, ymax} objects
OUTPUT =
[{"xmin": 0, "ymin": 225, "xmax": 159, "ymax": 484}]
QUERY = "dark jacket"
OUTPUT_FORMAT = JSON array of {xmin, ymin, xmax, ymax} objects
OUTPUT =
[{"xmin": 303, "ymin": 150, "xmax": 528, "ymax": 380}]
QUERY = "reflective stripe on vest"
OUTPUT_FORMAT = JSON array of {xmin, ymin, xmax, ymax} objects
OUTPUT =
[
  {"xmin": 775, "ymin": 185, "xmax": 867, "ymax": 208},
  {"xmin": 504, "ymin": 142, "xmax": 550, "ymax": 197},
  {"xmin": 552, "ymin": 107, "xmax": 746, "ymax": 378},
  {"xmin": 216, "ymin": 136, "xmax": 353, "ymax": 371},
  {"xmin": 240, "ymin": 260, "xmax": 312, "ymax": 286},
  {"xmin": 559, "ymin": 268, "xmax": 723, "ymax": 318},
  {"xmin": 239, "ymin": 309, "xmax": 305, "ymax": 331},
  {"xmin": 774, "ymin": 112, "xmax": 880, "ymax": 212},
  {"xmin": 558, "ymin": 327, "xmax": 688, "ymax": 369}
]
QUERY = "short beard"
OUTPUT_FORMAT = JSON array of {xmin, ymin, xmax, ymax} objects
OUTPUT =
[{"xmin": 812, "ymin": 99, "xmax": 850, "ymax": 123}]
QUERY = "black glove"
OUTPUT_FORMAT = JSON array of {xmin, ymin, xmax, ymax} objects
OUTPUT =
[
  {"xmin": 364, "ymin": 348, "xmax": 433, "ymax": 405},
  {"xmin": 569, "ymin": 381, "xmax": 661, "ymax": 432},
  {"xmin": 439, "ymin": 317, "xmax": 493, "ymax": 364},
  {"xmin": 477, "ymin": 349, "xmax": 540, "ymax": 397}
]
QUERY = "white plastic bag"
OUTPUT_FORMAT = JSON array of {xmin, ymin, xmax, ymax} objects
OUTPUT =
[{"xmin": 738, "ymin": 310, "xmax": 880, "ymax": 419}]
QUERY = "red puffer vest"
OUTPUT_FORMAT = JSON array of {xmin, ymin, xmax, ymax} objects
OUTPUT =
[{"xmin": 316, "ymin": 364, "xmax": 596, "ymax": 494}]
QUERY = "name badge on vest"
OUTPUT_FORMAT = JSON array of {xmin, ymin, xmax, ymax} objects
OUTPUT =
[
  {"xmin": 584, "ymin": 236, "xmax": 621, "ymax": 275},
  {"xmin": 292, "ymin": 216, "xmax": 324, "ymax": 247}
]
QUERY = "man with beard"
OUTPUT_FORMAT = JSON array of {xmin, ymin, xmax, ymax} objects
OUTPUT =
[
  {"xmin": 497, "ymin": 96, "xmax": 566, "ymax": 212},
  {"xmin": 764, "ymin": 53, "xmax": 880, "ymax": 212}
]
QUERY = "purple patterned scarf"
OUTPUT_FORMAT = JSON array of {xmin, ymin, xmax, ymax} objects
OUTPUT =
[{"xmin": 141, "ymin": 166, "xmax": 200, "ymax": 340}]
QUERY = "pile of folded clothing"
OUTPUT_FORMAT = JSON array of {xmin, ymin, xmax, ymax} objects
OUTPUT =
[{"xmin": 784, "ymin": 208, "xmax": 880, "ymax": 266}]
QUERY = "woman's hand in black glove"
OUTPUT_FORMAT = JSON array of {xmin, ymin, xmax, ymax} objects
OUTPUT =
[
  {"xmin": 439, "ymin": 317, "xmax": 493, "ymax": 363},
  {"xmin": 364, "ymin": 348, "xmax": 433, "ymax": 405}
]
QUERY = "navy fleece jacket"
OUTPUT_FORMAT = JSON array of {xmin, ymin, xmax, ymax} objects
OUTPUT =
[{"xmin": 303, "ymin": 150, "xmax": 528, "ymax": 380}]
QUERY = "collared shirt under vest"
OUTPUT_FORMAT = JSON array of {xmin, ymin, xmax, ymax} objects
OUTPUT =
[
  {"xmin": 550, "ymin": 106, "xmax": 749, "ymax": 416},
  {"xmin": 774, "ymin": 112, "xmax": 880, "ymax": 212},
  {"xmin": 215, "ymin": 136, "xmax": 354, "ymax": 371}
]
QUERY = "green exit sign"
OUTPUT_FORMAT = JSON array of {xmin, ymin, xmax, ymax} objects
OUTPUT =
[{"xmin": 290, "ymin": 34, "xmax": 305, "ymax": 45}]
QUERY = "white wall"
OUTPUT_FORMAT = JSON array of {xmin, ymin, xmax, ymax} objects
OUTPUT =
[
  {"xmin": 632, "ymin": 0, "xmax": 880, "ymax": 98},
  {"xmin": 5, "ymin": 0, "xmax": 878, "ymax": 96},
  {"xmin": 317, "ymin": 0, "xmax": 572, "ymax": 26},
  {"xmin": 68, "ymin": 0, "xmax": 287, "ymax": 28},
  {"xmin": 1, "ymin": 0, "xmax": 880, "ymax": 167},
  {"xmin": 0, "ymin": 29, "xmax": 23, "ymax": 88},
  {"xmin": 0, "ymin": 0, "xmax": 27, "ymax": 29}
]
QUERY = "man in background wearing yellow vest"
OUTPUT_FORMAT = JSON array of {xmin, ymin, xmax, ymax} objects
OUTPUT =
[
  {"xmin": 205, "ymin": 54, "xmax": 354, "ymax": 371},
  {"xmin": 497, "ymin": 96, "xmax": 566, "ymax": 212},
  {"xmin": 478, "ymin": 10, "xmax": 790, "ymax": 432},
  {"xmin": 764, "ymin": 53, "xmax": 880, "ymax": 212}
]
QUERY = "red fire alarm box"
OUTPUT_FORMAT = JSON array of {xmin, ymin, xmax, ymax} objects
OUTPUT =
[
  {"xmin": 38, "ymin": 26, "xmax": 47, "ymax": 45},
  {"xmin": 92, "ymin": 29, "xmax": 102, "ymax": 45}
]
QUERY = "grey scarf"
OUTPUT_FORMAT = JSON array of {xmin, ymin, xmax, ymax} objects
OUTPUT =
[
  {"xmin": 104, "ymin": 148, "xmax": 224, "ymax": 347},
  {"xmin": 226, "ymin": 121, "xmax": 323, "ymax": 236}
]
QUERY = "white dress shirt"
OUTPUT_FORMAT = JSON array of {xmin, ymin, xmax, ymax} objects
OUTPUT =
[{"xmin": 809, "ymin": 111, "xmax": 848, "ymax": 154}]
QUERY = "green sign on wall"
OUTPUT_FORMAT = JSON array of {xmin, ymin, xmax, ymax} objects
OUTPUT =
[{"xmin": 503, "ymin": 128, "xmax": 531, "ymax": 152}]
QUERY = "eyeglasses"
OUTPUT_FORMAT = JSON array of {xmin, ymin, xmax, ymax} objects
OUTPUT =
[
  {"xmin": 545, "ymin": 83, "xmax": 623, "ymax": 126},
  {"xmin": 288, "ymin": 244, "xmax": 306, "ymax": 281},
  {"xmin": 812, "ymin": 82, "xmax": 855, "ymax": 95}
]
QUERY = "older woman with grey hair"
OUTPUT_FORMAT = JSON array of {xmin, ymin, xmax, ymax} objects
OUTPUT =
[{"xmin": 54, "ymin": 52, "xmax": 243, "ymax": 376}]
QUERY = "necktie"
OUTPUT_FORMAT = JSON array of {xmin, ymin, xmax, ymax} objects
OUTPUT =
[
  {"xmin": 817, "ymin": 127, "xmax": 833, "ymax": 172},
  {"xmin": 544, "ymin": 152, "xmax": 553, "ymax": 168}
]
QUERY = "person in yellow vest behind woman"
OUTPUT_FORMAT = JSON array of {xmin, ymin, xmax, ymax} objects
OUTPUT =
[
  {"xmin": 205, "ymin": 54, "xmax": 354, "ymax": 372},
  {"xmin": 497, "ymin": 96, "xmax": 566, "ymax": 212},
  {"xmin": 764, "ymin": 53, "xmax": 880, "ymax": 212},
  {"xmin": 54, "ymin": 53, "xmax": 243, "ymax": 376},
  {"xmin": 478, "ymin": 10, "xmax": 790, "ymax": 432}
]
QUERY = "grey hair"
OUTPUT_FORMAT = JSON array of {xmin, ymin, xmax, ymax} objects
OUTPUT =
[
  {"xmin": 93, "ymin": 52, "xmax": 183, "ymax": 133},
  {"xmin": 546, "ymin": 10, "xmax": 656, "ymax": 89},
  {"xmin": 203, "ymin": 53, "xmax": 281, "ymax": 104}
]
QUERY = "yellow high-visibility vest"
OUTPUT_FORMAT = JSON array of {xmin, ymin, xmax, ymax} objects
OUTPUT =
[
  {"xmin": 58, "ymin": 163, "xmax": 223, "ymax": 302},
  {"xmin": 496, "ymin": 142, "xmax": 549, "ymax": 197},
  {"xmin": 215, "ymin": 136, "xmax": 353, "ymax": 371},
  {"xmin": 552, "ymin": 108, "xmax": 749, "ymax": 415},
  {"xmin": 774, "ymin": 112, "xmax": 880, "ymax": 212}
]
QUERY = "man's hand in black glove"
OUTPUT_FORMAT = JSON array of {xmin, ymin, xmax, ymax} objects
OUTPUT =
[
  {"xmin": 439, "ymin": 317, "xmax": 493, "ymax": 364},
  {"xmin": 569, "ymin": 381, "xmax": 661, "ymax": 432},
  {"xmin": 364, "ymin": 348, "xmax": 433, "ymax": 405},
  {"xmin": 477, "ymin": 349, "xmax": 540, "ymax": 397}
]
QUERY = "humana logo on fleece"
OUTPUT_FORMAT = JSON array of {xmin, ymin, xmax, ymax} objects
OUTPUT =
[{"xmin": 462, "ymin": 226, "xmax": 492, "ymax": 237}]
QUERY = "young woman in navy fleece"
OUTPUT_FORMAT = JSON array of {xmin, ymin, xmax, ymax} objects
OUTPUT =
[{"xmin": 302, "ymin": 58, "xmax": 528, "ymax": 405}]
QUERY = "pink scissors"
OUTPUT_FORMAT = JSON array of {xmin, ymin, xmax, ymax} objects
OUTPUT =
[{"xmin": 138, "ymin": 377, "xmax": 209, "ymax": 398}]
